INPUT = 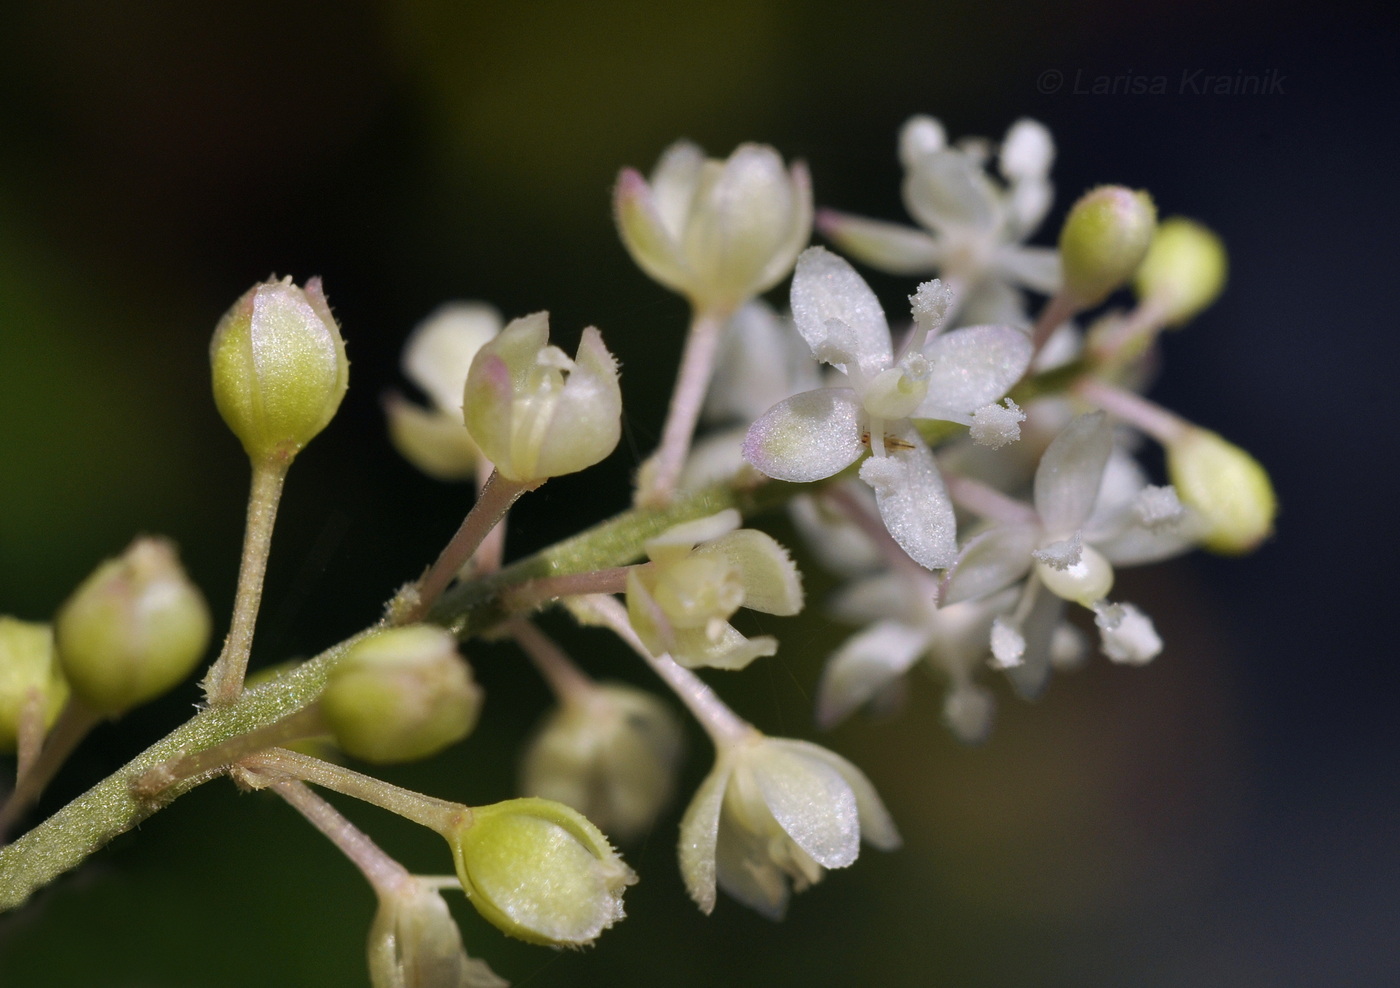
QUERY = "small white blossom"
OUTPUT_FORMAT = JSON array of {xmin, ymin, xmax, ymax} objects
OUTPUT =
[
  {"xmin": 368, "ymin": 877, "xmax": 506, "ymax": 988},
  {"xmin": 819, "ymin": 117, "xmax": 1060, "ymax": 325},
  {"xmin": 744, "ymin": 247, "xmax": 1032, "ymax": 570},
  {"xmin": 678, "ymin": 733, "xmax": 900, "ymax": 918}
]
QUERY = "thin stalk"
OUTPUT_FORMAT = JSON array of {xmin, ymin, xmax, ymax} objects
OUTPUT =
[
  {"xmin": 1029, "ymin": 291, "xmax": 1079, "ymax": 359},
  {"xmin": 268, "ymin": 778, "xmax": 412, "ymax": 893},
  {"xmin": 823, "ymin": 483, "xmax": 937, "ymax": 590},
  {"xmin": 14, "ymin": 689, "xmax": 45, "ymax": 784},
  {"xmin": 410, "ymin": 469, "xmax": 538, "ymax": 621},
  {"xmin": 204, "ymin": 460, "xmax": 289, "ymax": 706},
  {"xmin": 578, "ymin": 594, "xmax": 753, "ymax": 751},
  {"xmin": 469, "ymin": 457, "xmax": 507, "ymax": 577},
  {"xmin": 508, "ymin": 619, "xmax": 595, "ymax": 704},
  {"xmin": 943, "ymin": 473, "xmax": 1040, "ymax": 527},
  {"xmin": 500, "ymin": 566, "xmax": 634, "ymax": 614},
  {"xmin": 131, "ymin": 705, "xmax": 327, "ymax": 799},
  {"xmin": 638, "ymin": 308, "xmax": 728, "ymax": 507},
  {"xmin": 1074, "ymin": 377, "xmax": 1189, "ymax": 444},
  {"xmin": 239, "ymin": 748, "xmax": 468, "ymax": 836},
  {"xmin": 1086, "ymin": 297, "xmax": 1170, "ymax": 368},
  {"xmin": 0, "ymin": 699, "xmax": 101, "ymax": 838}
]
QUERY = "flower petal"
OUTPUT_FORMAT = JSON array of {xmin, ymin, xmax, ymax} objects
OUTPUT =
[
  {"xmin": 749, "ymin": 741, "xmax": 860, "ymax": 869},
  {"xmin": 940, "ymin": 523, "xmax": 1039, "ymax": 604},
  {"xmin": 902, "ymin": 149, "xmax": 1001, "ymax": 236},
  {"xmin": 534, "ymin": 327, "xmax": 622, "ymax": 478},
  {"xmin": 816, "ymin": 209, "xmax": 943, "ymax": 275},
  {"xmin": 778, "ymin": 740, "xmax": 901, "ymax": 852},
  {"xmin": 384, "ymin": 394, "xmax": 482, "ymax": 482},
  {"xmin": 996, "ymin": 245, "xmax": 1061, "ymax": 294},
  {"xmin": 1034, "ymin": 412, "xmax": 1114, "ymax": 536},
  {"xmin": 858, "ymin": 435, "xmax": 957, "ymax": 570},
  {"xmin": 614, "ymin": 168, "xmax": 691, "ymax": 295},
  {"xmin": 697, "ymin": 529, "xmax": 804, "ymax": 616},
  {"xmin": 677, "ymin": 754, "xmax": 734, "ymax": 914},
  {"xmin": 789, "ymin": 247, "xmax": 892, "ymax": 374},
  {"xmin": 649, "ymin": 140, "xmax": 705, "ymax": 237},
  {"xmin": 743, "ymin": 388, "xmax": 865, "ymax": 482},
  {"xmin": 816, "ymin": 620, "xmax": 928, "ymax": 728},
  {"xmin": 914, "ymin": 324, "xmax": 1033, "ymax": 420}
]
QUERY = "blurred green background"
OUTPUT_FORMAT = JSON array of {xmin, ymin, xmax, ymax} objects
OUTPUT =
[{"xmin": 2, "ymin": 1, "xmax": 1396, "ymax": 986}]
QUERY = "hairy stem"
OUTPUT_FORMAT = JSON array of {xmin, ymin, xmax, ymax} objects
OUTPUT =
[{"xmin": 204, "ymin": 461, "xmax": 289, "ymax": 706}]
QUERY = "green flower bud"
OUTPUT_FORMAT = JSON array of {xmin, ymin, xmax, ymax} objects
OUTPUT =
[
  {"xmin": 1167, "ymin": 428, "xmax": 1276, "ymax": 555},
  {"xmin": 446, "ymin": 797, "xmax": 635, "ymax": 947},
  {"xmin": 54, "ymin": 538, "xmax": 212, "ymax": 715},
  {"xmin": 211, "ymin": 276, "xmax": 349, "ymax": 465},
  {"xmin": 321, "ymin": 625, "xmax": 482, "ymax": 764},
  {"xmin": 521, "ymin": 683, "xmax": 684, "ymax": 843},
  {"xmin": 0, "ymin": 618, "xmax": 67, "ymax": 753},
  {"xmin": 1058, "ymin": 185, "xmax": 1157, "ymax": 307},
  {"xmin": 1133, "ymin": 216, "xmax": 1228, "ymax": 325}
]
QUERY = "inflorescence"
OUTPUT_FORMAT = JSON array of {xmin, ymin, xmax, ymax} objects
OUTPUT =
[{"xmin": 0, "ymin": 114, "xmax": 1275, "ymax": 987}]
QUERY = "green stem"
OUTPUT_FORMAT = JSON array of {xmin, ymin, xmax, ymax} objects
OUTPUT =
[{"xmin": 203, "ymin": 460, "xmax": 289, "ymax": 706}]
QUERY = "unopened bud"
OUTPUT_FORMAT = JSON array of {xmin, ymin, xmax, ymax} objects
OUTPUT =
[
  {"xmin": 55, "ymin": 538, "xmax": 211, "ymax": 715},
  {"xmin": 321, "ymin": 625, "xmax": 482, "ymax": 764},
  {"xmin": 463, "ymin": 313, "xmax": 622, "ymax": 483},
  {"xmin": 1059, "ymin": 186, "xmax": 1157, "ymax": 307},
  {"xmin": 521, "ymin": 683, "xmax": 684, "ymax": 842},
  {"xmin": 211, "ymin": 276, "xmax": 349, "ymax": 466},
  {"xmin": 0, "ymin": 618, "xmax": 67, "ymax": 752},
  {"xmin": 1134, "ymin": 217, "xmax": 1228, "ymax": 325},
  {"xmin": 446, "ymin": 797, "xmax": 635, "ymax": 947},
  {"xmin": 1167, "ymin": 428, "xmax": 1276, "ymax": 554}
]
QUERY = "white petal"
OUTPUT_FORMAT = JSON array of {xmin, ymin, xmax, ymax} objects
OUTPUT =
[
  {"xmin": 534, "ymin": 327, "xmax": 622, "ymax": 478},
  {"xmin": 816, "ymin": 620, "xmax": 928, "ymax": 728},
  {"xmin": 678, "ymin": 755, "xmax": 734, "ymax": 914},
  {"xmin": 940, "ymin": 524, "xmax": 1038, "ymax": 604},
  {"xmin": 858, "ymin": 436, "xmax": 958, "ymax": 570},
  {"xmin": 902, "ymin": 149, "xmax": 1001, "ymax": 236},
  {"xmin": 914, "ymin": 325, "xmax": 1033, "ymax": 419},
  {"xmin": 750, "ymin": 741, "xmax": 860, "ymax": 868},
  {"xmin": 713, "ymin": 806, "xmax": 792, "ymax": 920},
  {"xmin": 789, "ymin": 247, "xmax": 892, "ymax": 375},
  {"xmin": 780, "ymin": 740, "xmax": 901, "ymax": 852},
  {"xmin": 787, "ymin": 489, "xmax": 884, "ymax": 577},
  {"xmin": 1096, "ymin": 523, "xmax": 1198, "ymax": 566},
  {"xmin": 697, "ymin": 529, "xmax": 803, "ymax": 616},
  {"xmin": 743, "ymin": 388, "xmax": 865, "ymax": 482},
  {"xmin": 828, "ymin": 571, "xmax": 921, "ymax": 625},
  {"xmin": 384, "ymin": 395, "xmax": 482, "ymax": 482},
  {"xmin": 1034, "ymin": 412, "xmax": 1114, "ymax": 536},
  {"xmin": 942, "ymin": 683, "xmax": 996, "ymax": 744},
  {"xmin": 649, "ymin": 140, "xmax": 705, "ymax": 237},
  {"xmin": 403, "ymin": 303, "xmax": 502, "ymax": 414},
  {"xmin": 670, "ymin": 623, "xmax": 776, "ymax": 671},
  {"xmin": 817, "ymin": 210, "xmax": 943, "ymax": 275},
  {"xmin": 995, "ymin": 245, "xmax": 1061, "ymax": 294}
]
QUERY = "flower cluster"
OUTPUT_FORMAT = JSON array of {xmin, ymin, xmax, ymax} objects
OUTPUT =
[{"xmin": 1, "ymin": 110, "xmax": 1276, "ymax": 988}]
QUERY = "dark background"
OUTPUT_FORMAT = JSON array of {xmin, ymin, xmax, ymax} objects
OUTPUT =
[{"xmin": 1, "ymin": 2, "xmax": 1396, "ymax": 985}]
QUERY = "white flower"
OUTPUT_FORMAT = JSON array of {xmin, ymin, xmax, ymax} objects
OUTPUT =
[
  {"xmin": 463, "ymin": 312, "xmax": 622, "ymax": 483},
  {"xmin": 678, "ymin": 733, "xmax": 900, "ymax": 918},
  {"xmin": 627, "ymin": 510, "xmax": 803, "ymax": 670},
  {"xmin": 819, "ymin": 117, "xmax": 1059, "ymax": 325},
  {"xmin": 941, "ymin": 413, "xmax": 1188, "ymax": 682},
  {"xmin": 743, "ymin": 247, "xmax": 1032, "ymax": 569},
  {"xmin": 614, "ymin": 141, "xmax": 813, "ymax": 313},
  {"xmin": 386, "ymin": 304, "xmax": 501, "ymax": 481}
]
